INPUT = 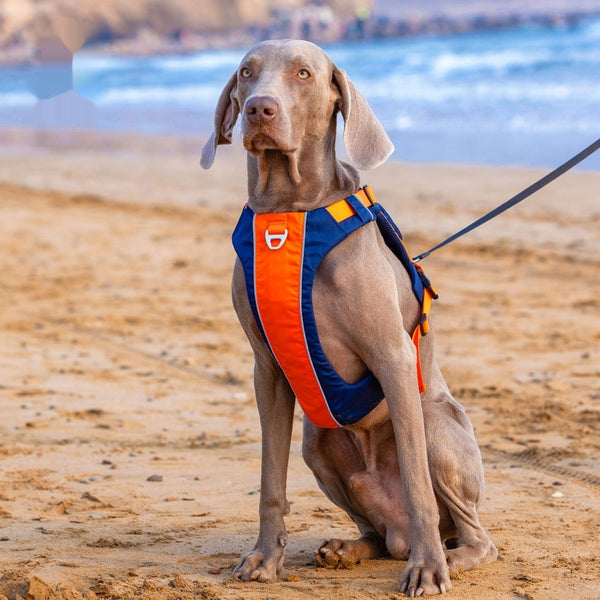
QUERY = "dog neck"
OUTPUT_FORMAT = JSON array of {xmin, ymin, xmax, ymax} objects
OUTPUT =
[{"xmin": 246, "ymin": 119, "xmax": 361, "ymax": 214}]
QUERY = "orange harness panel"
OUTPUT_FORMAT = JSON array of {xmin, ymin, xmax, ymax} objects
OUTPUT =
[{"xmin": 253, "ymin": 211, "xmax": 339, "ymax": 428}]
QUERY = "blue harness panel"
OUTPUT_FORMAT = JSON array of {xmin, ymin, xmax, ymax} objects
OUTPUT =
[{"xmin": 232, "ymin": 188, "xmax": 428, "ymax": 427}]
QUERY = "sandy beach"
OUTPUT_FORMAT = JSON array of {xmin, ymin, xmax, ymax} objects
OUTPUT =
[{"xmin": 0, "ymin": 131, "xmax": 599, "ymax": 599}]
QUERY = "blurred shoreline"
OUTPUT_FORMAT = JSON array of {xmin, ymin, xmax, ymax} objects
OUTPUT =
[{"xmin": 1, "ymin": 0, "xmax": 600, "ymax": 64}]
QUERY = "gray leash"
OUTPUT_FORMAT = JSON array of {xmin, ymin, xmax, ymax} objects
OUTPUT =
[{"xmin": 412, "ymin": 137, "xmax": 600, "ymax": 262}]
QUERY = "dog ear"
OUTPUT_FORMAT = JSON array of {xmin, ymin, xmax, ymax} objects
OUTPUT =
[
  {"xmin": 200, "ymin": 72, "xmax": 240, "ymax": 169},
  {"xmin": 332, "ymin": 66, "xmax": 394, "ymax": 170}
]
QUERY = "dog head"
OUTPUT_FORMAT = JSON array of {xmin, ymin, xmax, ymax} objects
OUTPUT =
[{"xmin": 200, "ymin": 39, "xmax": 393, "ymax": 171}]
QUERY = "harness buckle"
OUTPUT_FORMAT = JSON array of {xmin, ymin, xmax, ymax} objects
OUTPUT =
[
  {"xmin": 420, "ymin": 313, "xmax": 430, "ymax": 337},
  {"xmin": 265, "ymin": 227, "xmax": 288, "ymax": 250},
  {"xmin": 415, "ymin": 263, "xmax": 439, "ymax": 299}
]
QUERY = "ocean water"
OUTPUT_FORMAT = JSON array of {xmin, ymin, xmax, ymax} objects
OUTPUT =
[{"xmin": 1, "ymin": 17, "xmax": 599, "ymax": 169}]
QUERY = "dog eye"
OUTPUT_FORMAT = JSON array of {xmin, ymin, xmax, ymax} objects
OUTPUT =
[
  {"xmin": 240, "ymin": 67, "xmax": 252, "ymax": 78},
  {"xmin": 297, "ymin": 69, "xmax": 311, "ymax": 80}
]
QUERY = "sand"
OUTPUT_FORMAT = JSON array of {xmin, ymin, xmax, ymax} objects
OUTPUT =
[{"xmin": 0, "ymin": 131, "xmax": 599, "ymax": 600}]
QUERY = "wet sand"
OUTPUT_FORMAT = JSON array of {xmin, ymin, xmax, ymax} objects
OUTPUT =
[{"xmin": 0, "ymin": 133, "xmax": 599, "ymax": 599}]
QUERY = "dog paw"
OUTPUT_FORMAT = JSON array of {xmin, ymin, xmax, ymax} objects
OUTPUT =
[
  {"xmin": 233, "ymin": 547, "xmax": 284, "ymax": 582},
  {"xmin": 400, "ymin": 555, "xmax": 451, "ymax": 597},
  {"xmin": 314, "ymin": 539, "xmax": 362, "ymax": 569},
  {"xmin": 445, "ymin": 539, "xmax": 498, "ymax": 575}
]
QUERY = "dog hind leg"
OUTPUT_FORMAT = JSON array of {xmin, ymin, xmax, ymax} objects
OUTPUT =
[{"xmin": 423, "ymin": 397, "xmax": 498, "ymax": 575}]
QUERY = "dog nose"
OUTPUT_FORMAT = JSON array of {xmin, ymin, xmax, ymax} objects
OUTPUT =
[{"xmin": 245, "ymin": 96, "xmax": 279, "ymax": 124}]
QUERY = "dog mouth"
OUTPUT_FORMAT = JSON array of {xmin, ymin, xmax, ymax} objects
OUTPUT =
[
  {"xmin": 242, "ymin": 117, "xmax": 296, "ymax": 155},
  {"xmin": 243, "ymin": 131, "xmax": 296, "ymax": 154}
]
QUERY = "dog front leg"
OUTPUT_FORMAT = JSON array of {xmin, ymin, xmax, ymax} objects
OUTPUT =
[
  {"xmin": 234, "ymin": 355, "xmax": 295, "ymax": 582},
  {"xmin": 368, "ymin": 341, "xmax": 451, "ymax": 597}
]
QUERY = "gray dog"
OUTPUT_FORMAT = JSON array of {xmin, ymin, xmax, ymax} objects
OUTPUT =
[{"xmin": 201, "ymin": 39, "xmax": 497, "ymax": 597}]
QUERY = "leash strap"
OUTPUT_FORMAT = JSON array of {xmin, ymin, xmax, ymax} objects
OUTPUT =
[{"xmin": 412, "ymin": 137, "xmax": 600, "ymax": 262}]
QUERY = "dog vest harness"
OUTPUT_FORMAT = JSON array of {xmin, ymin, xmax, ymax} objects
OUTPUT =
[{"xmin": 232, "ymin": 186, "xmax": 437, "ymax": 428}]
